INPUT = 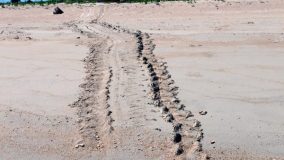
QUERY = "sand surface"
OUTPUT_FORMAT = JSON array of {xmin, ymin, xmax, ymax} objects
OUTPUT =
[
  {"xmin": 0, "ymin": 12, "xmax": 92, "ymax": 159},
  {"xmin": 0, "ymin": 1, "xmax": 284, "ymax": 159}
]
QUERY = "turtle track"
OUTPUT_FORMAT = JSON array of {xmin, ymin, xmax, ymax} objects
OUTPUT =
[
  {"xmin": 68, "ymin": 19, "xmax": 207, "ymax": 159},
  {"xmin": 70, "ymin": 27, "xmax": 115, "ymax": 151},
  {"xmin": 97, "ymin": 22, "xmax": 208, "ymax": 159}
]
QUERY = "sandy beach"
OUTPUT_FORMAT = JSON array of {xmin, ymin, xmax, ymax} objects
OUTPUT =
[{"xmin": 0, "ymin": 0, "xmax": 284, "ymax": 159}]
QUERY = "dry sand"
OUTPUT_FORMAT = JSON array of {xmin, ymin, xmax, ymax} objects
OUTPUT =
[
  {"xmin": 0, "ymin": 0, "xmax": 284, "ymax": 159},
  {"xmin": 0, "ymin": 9, "xmax": 90, "ymax": 159}
]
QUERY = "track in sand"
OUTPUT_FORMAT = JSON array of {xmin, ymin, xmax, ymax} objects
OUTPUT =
[{"xmin": 69, "ymin": 7, "xmax": 207, "ymax": 160}]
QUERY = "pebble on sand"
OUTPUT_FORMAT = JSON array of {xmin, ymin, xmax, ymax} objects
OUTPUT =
[{"xmin": 53, "ymin": 7, "xmax": 64, "ymax": 15}]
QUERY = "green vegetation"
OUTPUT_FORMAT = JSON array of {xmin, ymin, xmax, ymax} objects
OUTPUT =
[
  {"xmin": 0, "ymin": 0, "xmax": 196, "ymax": 6},
  {"xmin": 1, "ymin": 1, "xmax": 50, "ymax": 6}
]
